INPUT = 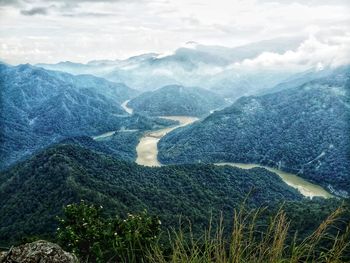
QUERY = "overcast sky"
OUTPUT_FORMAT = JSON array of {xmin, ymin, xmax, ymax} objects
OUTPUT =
[{"xmin": 0, "ymin": 0, "xmax": 349, "ymax": 64}]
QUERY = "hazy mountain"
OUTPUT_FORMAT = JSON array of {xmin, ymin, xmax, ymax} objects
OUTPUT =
[
  {"xmin": 158, "ymin": 67, "xmax": 350, "ymax": 197},
  {"xmin": 261, "ymin": 65, "xmax": 349, "ymax": 95},
  {"xmin": 0, "ymin": 64, "xmax": 170, "ymax": 169},
  {"xmin": 127, "ymin": 85, "xmax": 226, "ymax": 117},
  {"xmin": 36, "ymin": 37, "xmax": 305, "ymax": 98},
  {"xmin": 0, "ymin": 144, "xmax": 302, "ymax": 244}
]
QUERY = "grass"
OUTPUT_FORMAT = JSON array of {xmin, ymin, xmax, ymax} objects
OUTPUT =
[{"xmin": 147, "ymin": 205, "xmax": 350, "ymax": 263}]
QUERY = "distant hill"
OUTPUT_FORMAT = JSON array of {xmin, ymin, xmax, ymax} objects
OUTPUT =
[
  {"xmin": 159, "ymin": 67, "xmax": 350, "ymax": 197},
  {"xmin": 0, "ymin": 64, "xmax": 169, "ymax": 169},
  {"xmin": 127, "ymin": 85, "xmax": 226, "ymax": 117},
  {"xmin": 0, "ymin": 144, "xmax": 302, "ymax": 245}
]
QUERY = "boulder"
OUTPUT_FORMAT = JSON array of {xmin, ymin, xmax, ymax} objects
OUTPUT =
[{"xmin": 0, "ymin": 240, "xmax": 78, "ymax": 263}]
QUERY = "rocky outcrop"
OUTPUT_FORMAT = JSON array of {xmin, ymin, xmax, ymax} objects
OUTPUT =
[{"xmin": 0, "ymin": 240, "xmax": 78, "ymax": 263}]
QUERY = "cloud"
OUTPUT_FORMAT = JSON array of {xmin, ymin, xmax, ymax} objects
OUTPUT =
[
  {"xmin": 0, "ymin": 0, "xmax": 349, "ymax": 64},
  {"xmin": 0, "ymin": 0, "xmax": 19, "ymax": 6},
  {"xmin": 20, "ymin": 7, "xmax": 48, "ymax": 16},
  {"xmin": 233, "ymin": 35, "xmax": 350, "ymax": 71},
  {"xmin": 62, "ymin": 12, "xmax": 114, "ymax": 17},
  {"xmin": 0, "ymin": 0, "xmax": 126, "ymax": 4},
  {"xmin": 257, "ymin": 0, "xmax": 349, "ymax": 6}
]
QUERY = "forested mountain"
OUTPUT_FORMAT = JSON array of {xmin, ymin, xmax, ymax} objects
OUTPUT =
[
  {"xmin": 60, "ymin": 130, "xmax": 141, "ymax": 161},
  {"xmin": 0, "ymin": 144, "xmax": 303, "ymax": 245},
  {"xmin": 0, "ymin": 64, "xmax": 171, "ymax": 169},
  {"xmin": 127, "ymin": 85, "xmax": 226, "ymax": 117},
  {"xmin": 159, "ymin": 67, "xmax": 350, "ymax": 197}
]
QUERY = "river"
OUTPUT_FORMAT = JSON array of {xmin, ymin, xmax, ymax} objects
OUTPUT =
[
  {"xmin": 92, "ymin": 100, "xmax": 134, "ymax": 140},
  {"xmin": 215, "ymin": 163, "xmax": 332, "ymax": 198},
  {"xmin": 136, "ymin": 116, "xmax": 198, "ymax": 166},
  {"xmin": 123, "ymin": 100, "xmax": 332, "ymax": 198},
  {"xmin": 121, "ymin": 99, "xmax": 133, "ymax": 114}
]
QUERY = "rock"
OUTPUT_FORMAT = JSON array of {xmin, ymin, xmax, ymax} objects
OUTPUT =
[
  {"xmin": 0, "ymin": 252, "xmax": 6, "ymax": 262},
  {"xmin": 0, "ymin": 240, "xmax": 78, "ymax": 263}
]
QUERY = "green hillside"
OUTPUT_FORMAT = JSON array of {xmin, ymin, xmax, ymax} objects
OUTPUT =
[{"xmin": 0, "ymin": 144, "xmax": 303, "ymax": 245}]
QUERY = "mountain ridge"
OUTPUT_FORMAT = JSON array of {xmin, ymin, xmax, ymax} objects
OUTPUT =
[
  {"xmin": 0, "ymin": 143, "xmax": 303, "ymax": 245},
  {"xmin": 0, "ymin": 64, "xmax": 171, "ymax": 169},
  {"xmin": 158, "ymin": 67, "xmax": 350, "ymax": 196},
  {"xmin": 127, "ymin": 85, "xmax": 226, "ymax": 117}
]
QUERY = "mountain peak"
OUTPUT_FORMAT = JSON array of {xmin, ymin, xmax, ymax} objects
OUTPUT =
[{"xmin": 183, "ymin": 41, "xmax": 199, "ymax": 49}]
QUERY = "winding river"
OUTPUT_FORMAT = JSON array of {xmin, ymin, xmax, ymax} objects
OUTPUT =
[
  {"xmin": 136, "ymin": 116, "xmax": 198, "ymax": 166},
  {"xmin": 122, "ymin": 101, "xmax": 332, "ymax": 198},
  {"xmin": 216, "ymin": 163, "xmax": 332, "ymax": 198},
  {"xmin": 121, "ymin": 100, "xmax": 133, "ymax": 114}
]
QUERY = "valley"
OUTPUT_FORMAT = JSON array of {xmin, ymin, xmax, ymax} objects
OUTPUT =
[
  {"xmin": 2, "ymin": 1, "xmax": 350, "ymax": 261},
  {"xmin": 126, "ymin": 103, "xmax": 332, "ymax": 198},
  {"xmin": 0, "ymin": 59, "xmax": 348, "ymax": 261}
]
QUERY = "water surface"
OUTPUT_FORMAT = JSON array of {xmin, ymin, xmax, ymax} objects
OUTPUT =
[
  {"xmin": 136, "ymin": 116, "xmax": 198, "ymax": 166},
  {"xmin": 216, "ymin": 163, "xmax": 332, "ymax": 198}
]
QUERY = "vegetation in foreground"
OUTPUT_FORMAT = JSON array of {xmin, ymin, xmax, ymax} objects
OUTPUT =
[{"xmin": 56, "ymin": 201, "xmax": 350, "ymax": 263}]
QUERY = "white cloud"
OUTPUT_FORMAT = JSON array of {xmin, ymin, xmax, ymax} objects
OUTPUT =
[
  {"xmin": 0, "ymin": 0, "xmax": 349, "ymax": 64},
  {"xmin": 233, "ymin": 35, "xmax": 350, "ymax": 71}
]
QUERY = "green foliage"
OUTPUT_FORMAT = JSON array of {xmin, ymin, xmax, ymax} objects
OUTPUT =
[
  {"xmin": 0, "ymin": 144, "xmax": 302, "ymax": 245},
  {"xmin": 57, "ymin": 202, "xmax": 160, "ymax": 262},
  {"xmin": 159, "ymin": 70, "xmax": 350, "ymax": 196}
]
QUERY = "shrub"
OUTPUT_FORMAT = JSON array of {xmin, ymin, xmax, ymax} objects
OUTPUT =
[{"xmin": 56, "ymin": 201, "xmax": 160, "ymax": 262}]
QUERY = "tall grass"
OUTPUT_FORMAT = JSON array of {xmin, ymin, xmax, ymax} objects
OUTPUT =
[{"xmin": 147, "ymin": 206, "xmax": 350, "ymax": 263}]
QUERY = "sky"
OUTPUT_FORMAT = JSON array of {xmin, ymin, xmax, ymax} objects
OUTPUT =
[{"xmin": 0, "ymin": 0, "xmax": 349, "ymax": 65}]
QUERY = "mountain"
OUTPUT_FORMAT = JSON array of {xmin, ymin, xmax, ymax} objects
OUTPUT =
[
  {"xmin": 60, "ymin": 128, "xmax": 142, "ymax": 161},
  {"xmin": 0, "ymin": 64, "xmax": 171, "ymax": 169},
  {"xmin": 36, "ymin": 37, "xmax": 305, "ymax": 97},
  {"xmin": 158, "ymin": 67, "xmax": 350, "ymax": 197},
  {"xmin": 0, "ymin": 144, "xmax": 303, "ymax": 245},
  {"xmin": 261, "ymin": 65, "xmax": 350, "ymax": 95},
  {"xmin": 49, "ymin": 72, "xmax": 137, "ymax": 104},
  {"xmin": 127, "ymin": 85, "xmax": 226, "ymax": 117}
]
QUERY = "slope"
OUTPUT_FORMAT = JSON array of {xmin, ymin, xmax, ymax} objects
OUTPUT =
[
  {"xmin": 127, "ymin": 85, "xmax": 226, "ymax": 117},
  {"xmin": 158, "ymin": 67, "xmax": 350, "ymax": 196},
  {"xmin": 0, "ymin": 144, "xmax": 302, "ymax": 244}
]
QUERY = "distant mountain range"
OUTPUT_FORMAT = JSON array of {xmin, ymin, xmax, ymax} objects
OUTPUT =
[
  {"xmin": 0, "ymin": 64, "xmax": 173, "ymax": 169},
  {"xmin": 127, "ymin": 85, "xmax": 226, "ymax": 117},
  {"xmin": 159, "ymin": 66, "xmax": 350, "ymax": 197},
  {"xmin": 36, "ymin": 37, "xmax": 305, "ymax": 99}
]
